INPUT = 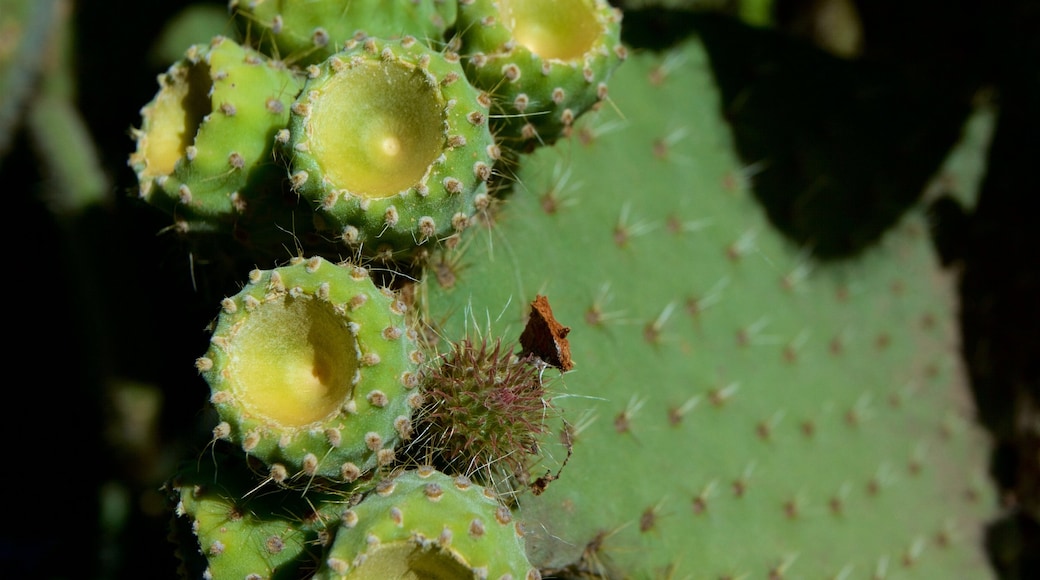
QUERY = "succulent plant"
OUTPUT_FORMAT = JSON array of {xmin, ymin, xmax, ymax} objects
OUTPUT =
[{"xmin": 111, "ymin": 2, "xmax": 1008, "ymax": 579}]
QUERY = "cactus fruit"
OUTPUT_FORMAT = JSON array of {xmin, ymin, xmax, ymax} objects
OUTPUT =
[
  {"xmin": 455, "ymin": 0, "xmax": 627, "ymax": 147},
  {"xmin": 128, "ymin": 35, "xmax": 305, "ymax": 242},
  {"xmin": 166, "ymin": 450, "xmax": 345, "ymax": 579},
  {"xmin": 229, "ymin": 0, "xmax": 459, "ymax": 67},
  {"xmin": 283, "ymin": 35, "xmax": 497, "ymax": 263},
  {"xmin": 422, "ymin": 37, "xmax": 999, "ymax": 577},
  {"xmin": 196, "ymin": 255, "xmax": 424, "ymax": 481},
  {"xmin": 402, "ymin": 336, "xmax": 560, "ymax": 498},
  {"xmin": 315, "ymin": 466, "xmax": 539, "ymax": 580}
]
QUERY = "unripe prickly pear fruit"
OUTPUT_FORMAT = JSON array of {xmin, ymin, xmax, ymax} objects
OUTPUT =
[
  {"xmin": 128, "ymin": 35, "xmax": 305, "ymax": 237},
  {"xmin": 404, "ymin": 337, "xmax": 558, "ymax": 496},
  {"xmin": 166, "ymin": 450, "xmax": 343, "ymax": 579},
  {"xmin": 283, "ymin": 36, "xmax": 497, "ymax": 262},
  {"xmin": 196, "ymin": 255, "xmax": 425, "ymax": 481},
  {"xmin": 229, "ymin": 0, "xmax": 459, "ymax": 67},
  {"xmin": 314, "ymin": 466, "xmax": 540, "ymax": 580},
  {"xmin": 455, "ymin": 0, "xmax": 626, "ymax": 146}
]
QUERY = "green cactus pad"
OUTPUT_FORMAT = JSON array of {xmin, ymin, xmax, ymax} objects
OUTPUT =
[
  {"xmin": 196, "ymin": 255, "xmax": 424, "ymax": 480},
  {"xmin": 230, "ymin": 0, "xmax": 458, "ymax": 67},
  {"xmin": 422, "ymin": 37, "xmax": 999, "ymax": 578},
  {"xmin": 167, "ymin": 451, "xmax": 345, "ymax": 580},
  {"xmin": 128, "ymin": 35, "xmax": 305, "ymax": 238},
  {"xmin": 455, "ymin": 0, "xmax": 626, "ymax": 146},
  {"xmin": 284, "ymin": 36, "xmax": 497, "ymax": 262},
  {"xmin": 314, "ymin": 466, "xmax": 539, "ymax": 580}
]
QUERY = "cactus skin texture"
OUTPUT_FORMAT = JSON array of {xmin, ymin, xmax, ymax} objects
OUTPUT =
[
  {"xmin": 284, "ymin": 35, "xmax": 497, "ymax": 263},
  {"xmin": 422, "ymin": 37, "xmax": 999, "ymax": 578},
  {"xmin": 166, "ymin": 450, "xmax": 345, "ymax": 579},
  {"xmin": 229, "ymin": 0, "xmax": 458, "ymax": 67},
  {"xmin": 455, "ymin": 0, "xmax": 626, "ymax": 147},
  {"xmin": 128, "ymin": 35, "xmax": 305, "ymax": 241},
  {"xmin": 196, "ymin": 255, "xmax": 424, "ymax": 481},
  {"xmin": 314, "ymin": 466, "xmax": 539, "ymax": 580}
]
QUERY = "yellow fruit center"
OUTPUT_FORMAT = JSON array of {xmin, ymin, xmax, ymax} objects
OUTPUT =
[
  {"xmin": 308, "ymin": 60, "xmax": 444, "ymax": 199},
  {"xmin": 502, "ymin": 0, "xmax": 600, "ymax": 60},
  {"xmin": 231, "ymin": 296, "xmax": 357, "ymax": 427},
  {"xmin": 140, "ymin": 61, "xmax": 210, "ymax": 176},
  {"xmin": 348, "ymin": 542, "xmax": 473, "ymax": 579}
]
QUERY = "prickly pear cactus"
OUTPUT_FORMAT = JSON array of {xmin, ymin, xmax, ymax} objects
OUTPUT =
[
  {"xmin": 314, "ymin": 466, "xmax": 538, "ymax": 579},
  {"xmin": 197, "ymin": 255, "xmax": 423, "ymax": 480},
  {"xmin": 421, "ymin": 37, "xmax": 999, "ymax": 578},
  {"xmin": 121, "ymin": 2, "xmax": 1004, "ymax": 579}
]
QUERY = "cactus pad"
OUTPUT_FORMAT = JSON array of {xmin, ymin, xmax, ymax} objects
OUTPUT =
[
  {"xmin": 422, "ymin": 37, "xmax": 998, "ymax": 578},
  {"xmin": 455, "ymin": 0, "xmax": 626, "ymax": 146},
  {"xmin": 129, "ymin": 35, "xmax": 304, "ymax": 239},
  {"xmin": 315, "ymin": 466, "xmax": 539, "ymax": 580},
  {"xmin": 284, "ymin": 36, "xmax": 497, "ymax": 262},
  {"xmin": 196, "ymin": 255, "xmax": 423, "ymax": 480}
]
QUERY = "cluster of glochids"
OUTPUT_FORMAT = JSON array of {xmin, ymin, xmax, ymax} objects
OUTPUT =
[
  {"xmin": 143, "ymin": 2, "xmax": 622, "ymax": 577},
  {"xmin": 128, "ymin": 0, "xmax": 626, "ymax": 266}
]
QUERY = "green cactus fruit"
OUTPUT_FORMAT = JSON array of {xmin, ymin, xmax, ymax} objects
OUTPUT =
[
  {"xmin": 422, "ymin": 37, "xmax": 999, "ymax": 578},
  {"xmin": 196, "ymin": 255, "xmax": 425, "ymax": 481},
  {"xmin": 455, "ymin": 0, "xmax": 626, "ymax": 147},
  {"xmin": 128, "ymin": 35, "xmax": 305, "ymax": 242},
  {"xmin": 402, "ymin": 336, "xmax": 559, "ymax": 497},
  {"xmin": 314, "ymin": 466, "xmax": 540, "ymax": 580},
  {"xmin": 283, "ymin": 35, "xmax": 497, "ymax": 263},
  {"xmin": 166, "ymin": 450, "xmax": 345, "ymax": 580},
  {"xmin": 229, "ymin": 0, "xmax": 459, "ymax": 67}
]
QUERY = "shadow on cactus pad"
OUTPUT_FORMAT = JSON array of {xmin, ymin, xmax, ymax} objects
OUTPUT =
[{"xmin": 621, "ymin": 9, "xmax": 979, "ymax": 260}]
